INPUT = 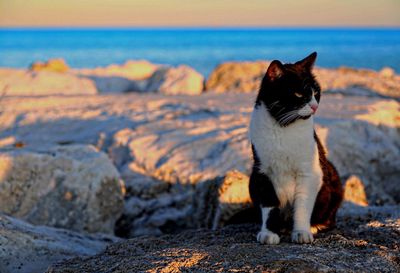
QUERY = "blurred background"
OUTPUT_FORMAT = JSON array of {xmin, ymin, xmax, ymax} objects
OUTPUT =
[{"xmin": 1, "ymin": 0, "xmax": 400, "ymax": 74}]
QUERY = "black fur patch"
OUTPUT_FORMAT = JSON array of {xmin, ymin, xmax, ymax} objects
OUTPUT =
[{"xmin": 255, "ymin": 52, "xmax": 321, "ymax": 127}]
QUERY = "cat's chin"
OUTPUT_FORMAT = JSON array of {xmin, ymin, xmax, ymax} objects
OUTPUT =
[
  {"xmin": 277, "ymin": 115, "xmax": 312, "ymax": 127},
  {"xmin": 299, "ymin": 114, "xmax": 313, "ymax": 120}
]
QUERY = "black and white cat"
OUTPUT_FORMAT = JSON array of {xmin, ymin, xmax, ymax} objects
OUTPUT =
[{"xmin": 249, "ymin": 52, "xmax": 343, "ymax": 244}]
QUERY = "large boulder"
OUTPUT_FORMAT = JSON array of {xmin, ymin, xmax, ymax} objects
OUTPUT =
[
  {"xmin": 206, "ymin": 61, "xmax": 269, "ymax": 93},
  {"xmin": 316, "ymin": 66, "xmax": 400, "ymax": 98},
  {"xmin": 316, "ymin": 99, "xmax": 400, "ymax": 204},
  {"xmin": 146, "ymin": 65, "xmax": 204, "ymax": 95},
  {"xmin": 0, "ymin": 145, "xmax": 124, "ymax": 234},
  {"xmin": 0, "ymin": 69, "xmax": 97, "ymax": 96},
  {"xmin": 0, "ymin": 213, "xmax": 119, "ymax": 273}
]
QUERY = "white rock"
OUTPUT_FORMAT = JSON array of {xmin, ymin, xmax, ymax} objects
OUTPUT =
[
  {"xmin": 76, "ymin": 60, "xmax": 159, "ymax": 81},
  {"xmin": 146, "ymin": 65, "xmax": 204, "ymax": 95},
  {"xmin": 74, "ymin": 60, "xmax": 160, "ymax": 93},
  {"xmin": 316, "ymin": 119, "xmax": 399, "ymax": 204},
  {"xmin": 0, "ymin": 145, "xmax": 124, "ymax": 234},
  {"xmin": 0, "ymin": 69, "xmax": 97, "ymax": 96}
]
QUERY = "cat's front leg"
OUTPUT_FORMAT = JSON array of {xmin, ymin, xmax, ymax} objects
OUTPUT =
[
  {"xmin": 257, "ymin": 207, "xmax": 280, "ymax": 245},
  {"xmin": 292, "ymin": 172, "xmax": 322, "ymax": 244}
]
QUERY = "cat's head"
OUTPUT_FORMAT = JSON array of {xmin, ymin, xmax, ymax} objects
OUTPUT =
[{"xmin": 256, "ymin": 52, "xmax": 321, "ymax": 127}]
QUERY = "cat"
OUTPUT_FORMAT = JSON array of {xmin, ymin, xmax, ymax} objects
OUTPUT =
[{"xmin": 248, "ymin": 52, "xmax": 343, "ymax": 244}]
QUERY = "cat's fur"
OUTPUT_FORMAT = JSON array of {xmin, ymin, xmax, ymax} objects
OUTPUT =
[{"xmin": 249, "ymin": 52, "xmax": 343, "ymax": 244}]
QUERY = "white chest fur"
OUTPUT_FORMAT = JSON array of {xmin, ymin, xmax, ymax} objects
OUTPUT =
[{"xmin": 249, "ymin": 103, "xmax": 322, "ymax": 207}]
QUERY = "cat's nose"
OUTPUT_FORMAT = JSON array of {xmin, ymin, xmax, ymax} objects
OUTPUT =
[{"xmin": 310, "ymin": 103, "xmax": 318, "ymax": 113}]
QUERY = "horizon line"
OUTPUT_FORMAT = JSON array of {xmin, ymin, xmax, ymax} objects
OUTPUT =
[{"xmin": 1, "ymin": 25, "xmax": 400, "ymax": 30}]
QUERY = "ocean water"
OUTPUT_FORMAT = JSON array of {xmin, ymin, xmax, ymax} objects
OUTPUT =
[{"xmin": 0, "ymin": 28, "xmax": 399, "ymax": 76}]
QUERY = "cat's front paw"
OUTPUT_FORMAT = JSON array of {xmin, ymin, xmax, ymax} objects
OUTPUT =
[
  {"xmin": 257, "ymin": 231, "xmax": 280, "ymax": 245},
  {"xmin": 291, "ymin": 230, "xmax": 314, "ymax": 244}
]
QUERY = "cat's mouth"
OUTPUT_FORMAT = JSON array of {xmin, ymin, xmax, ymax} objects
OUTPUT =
[{"xmin": 298, "ymin": 102, "xmax": 319, "ymax": 117}]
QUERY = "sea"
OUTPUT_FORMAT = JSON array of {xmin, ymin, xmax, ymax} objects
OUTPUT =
[{"xmin": 0, "ymin": 28, "xmax": 399, "ymax": 76}]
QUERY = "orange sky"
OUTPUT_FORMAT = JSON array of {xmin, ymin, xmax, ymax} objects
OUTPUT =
[{"xmin": 0, "ymin": 0, "xmax": 399, "ymax": 27}]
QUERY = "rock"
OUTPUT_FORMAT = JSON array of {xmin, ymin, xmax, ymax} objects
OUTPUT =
[
  {"xmin": 380, "ymin": 67, "xmax": 395, "ymax": 78},
  {"xmin": 315, "ymin": 67, "xmax": 400, "ymax": 98},
  {"xmin": 343, "ymin": 175, "xmax": 368, "ymax": 206},
  {"xmin": 30, "ymin": 58, "xmax": 69, "ymax": 73},
  {"xmin": 316, "ymin": 99, "xmax": 400, "ymax": 204},
  {"xmin": 0, "ymin": 60, "xmax": 162, "ymax": 96},
  {"xmin": 0, "ymin": 69, "xmax": 97, "ymax": 96},
  {"xmin": 76, "ymin": 60, "xmax": 159, "ymax": 81},
  {"xmin": 87, "ymin": 75, "xmax": 141, "ymax": 93},
  {"xmin": 121, "ymin": 60, "xmax": 160, "ymax": 80},
  {"xmin": 74, "ymin": 60, "xmax": 160, "ymax": 93},
  {"xmin": 114, "ymin": 165, "xmax": 193, "ymax": 237},
  {"xmin": 107, "ymin": 98, "xmax": 251, "ymax": 185},
  {"xmin": 0, "ymin": 213, "xmax": 119, "ymax": 273},
  {"xmin": 46, "ymin": 205, "xmax": 400, "ymax": 273},
  {"xmin": 206, "ymin": 61, "xmax": 269, "ymax": 93},
  {"xmin": 205, "ymin": 61, "xmax": 400, "ymax": 98},
  {"xmin": 116, "ymin": 191, "xmax": 193, "ymax": 237},
  {"xmin": 146, "ymin": 65, "xmax": 204, "ymax": 95},
  {"xmin": 0, "ymin": 145, "xmax": 124, "ymax": 234}
]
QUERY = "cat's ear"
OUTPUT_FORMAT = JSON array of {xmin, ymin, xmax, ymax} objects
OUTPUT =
[
  {"xmin": 266, "ymin": 60, "xmax": 284, "ymax": 81},
  {"xmin": 296, "ymin": 52, "xmax": 317, "ymax": 71}
]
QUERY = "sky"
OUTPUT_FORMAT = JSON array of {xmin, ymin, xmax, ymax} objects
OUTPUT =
[{"xmin": 0, "ymin": 0, "xmax": 399, "ymax": 27}]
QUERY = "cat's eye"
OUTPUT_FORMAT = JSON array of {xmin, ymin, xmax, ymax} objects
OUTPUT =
[{"xmin": 294, "ymin": 92, "xmax": 303, "ymax": 98}]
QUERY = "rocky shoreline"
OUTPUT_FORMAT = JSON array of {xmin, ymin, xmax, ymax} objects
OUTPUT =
[
  {"xmin": 0, "ymin": 59, "xmax": 399, "ymax": 272},
  {"xmin": 1, "ymin": 58, "xmax": 399, "ymax": 98}
]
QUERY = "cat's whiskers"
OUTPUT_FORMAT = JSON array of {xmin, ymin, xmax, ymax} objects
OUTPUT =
[
  {"xmin": 283, "ymin": 115, "xmax": 299, "ymax": 126},
  {"xmin": 278, "ymin": 109, "xmax": 300, "ymax": 125},
  {"xmin": 281, "ymin": 115, "xmax": 298, "ymax": 126}
]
